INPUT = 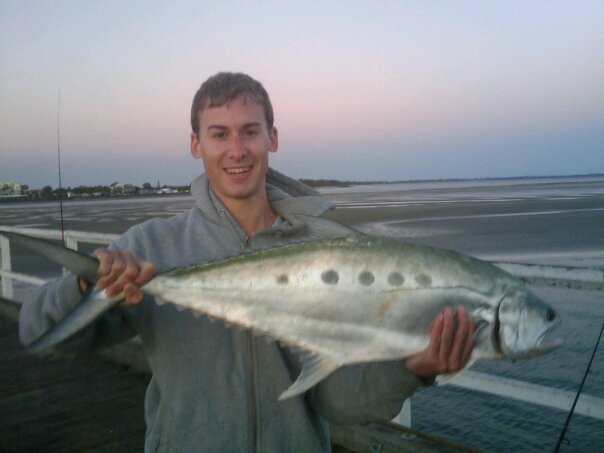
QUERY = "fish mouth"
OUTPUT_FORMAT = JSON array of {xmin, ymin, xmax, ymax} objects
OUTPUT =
[{"xmin": 536, "ymin": 326, "xmax": 563, "ymax": 353}]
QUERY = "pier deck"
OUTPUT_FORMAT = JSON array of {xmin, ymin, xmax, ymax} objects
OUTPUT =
[{"xmin": 0, "ymin": 301, "xmax": 147, "ymax": 452}]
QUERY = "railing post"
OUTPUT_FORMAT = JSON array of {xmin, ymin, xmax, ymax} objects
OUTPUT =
[
  {"xmin": 65, "ymin": 236, "xmax": 78, "ymax": 251},
  {"xmin": 0, "ymin": 235, "xmax": 14, "ymax": 299},
  {"xmin": 64, "ymin": 235, "xmax": 78, "ymax": 276}
]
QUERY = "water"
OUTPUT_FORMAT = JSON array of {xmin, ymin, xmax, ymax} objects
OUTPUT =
[
  {"xmin": 2, "ymin": 175, "xmax": 603, "ymax": 451},
  {"xmin": 412, "ymin": 286, "xmax": 604, "ymax": 452}
]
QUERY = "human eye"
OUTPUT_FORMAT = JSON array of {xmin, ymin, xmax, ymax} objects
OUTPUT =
[
  {"xmin": 245, "ymin": 128, "xmax": 259, "ymax": 137},
  {"xmin": 212, "ymin": 130, "xmax": 227, "ymax": 139}
]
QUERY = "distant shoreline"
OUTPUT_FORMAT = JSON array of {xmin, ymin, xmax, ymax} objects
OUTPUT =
[
  {"xmin": 302, "ymin": 172, "xmax": 604, "ymax": 188},
  {"xmin": 2, "ymin": 173, "xmax": 603, "ymax": 203}
]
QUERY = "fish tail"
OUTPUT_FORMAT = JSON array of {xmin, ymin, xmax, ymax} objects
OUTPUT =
[
  {"xmin": 0, "ymin": 231, "xmax": 119, "ymax": 352},
  {"xmin": 0, "ymin": 231, "xmax": 100, "ymax": 283}
]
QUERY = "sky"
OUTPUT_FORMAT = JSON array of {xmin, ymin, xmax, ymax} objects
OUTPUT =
[{"xmin": 1, "ymin": 1, "xmax": 602, "ymax": 188}]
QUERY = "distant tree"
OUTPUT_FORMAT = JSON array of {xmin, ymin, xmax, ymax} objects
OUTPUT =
[
  {"xmin": 41, "ymin": 186, "xmax": 53, "ymax": 199},
  {"xmin": 22, "ymin": 184, "xmax": 29, "ymax": 190},
  {"xmin": 142, "ymin": 182, "xmax": 152, "ymax": 190},
  {"xmin": 53, "ymin": 188, "xmax": 68, "ymax": 198}
]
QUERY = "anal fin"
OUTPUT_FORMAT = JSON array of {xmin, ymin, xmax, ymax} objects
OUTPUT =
[{"xmin": 279, "ymin": 354, "xmax": 340, "ymax": 401}]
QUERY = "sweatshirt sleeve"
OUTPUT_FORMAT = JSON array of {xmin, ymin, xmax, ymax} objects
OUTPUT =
[{"xmin": 308, "ymin": 360, "xmax": 431, "ymax": 425}]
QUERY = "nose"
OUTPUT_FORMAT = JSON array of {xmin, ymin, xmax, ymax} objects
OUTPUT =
[{"xmin": 228, "ymin": 135, "xmax": 247, "ymax": 160}]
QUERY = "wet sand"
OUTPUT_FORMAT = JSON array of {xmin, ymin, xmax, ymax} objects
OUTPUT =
[
  {"xmin": 326, "ymin": 196, "xmax": 604, "ymax": 266},
  {"xmin": 1, "ymin": 176, "xmax": 603, "ymax": 275}
]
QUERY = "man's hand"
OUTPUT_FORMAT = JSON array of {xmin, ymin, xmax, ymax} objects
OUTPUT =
[
  {"xmin": 78, "ymin": 248, "xmax": 156, "ymax": 307},
  {"xmin": 404, "ymin": 305, "xmax": 475, "ymax": 379}
]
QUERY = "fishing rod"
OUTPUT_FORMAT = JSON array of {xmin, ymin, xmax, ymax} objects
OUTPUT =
[
  {"xmin": 553, "ymin": 318, "xmax": 604, "ymax": 452},
  {"xmin": 57, "ymin": 90, "xmax": 65, "ymax": 245}
]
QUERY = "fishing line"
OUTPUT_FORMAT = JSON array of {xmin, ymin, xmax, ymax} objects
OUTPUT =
[
  {"xmin": 553, "ymin": 318, "xmax": 604, "ymax": 452},
  {"xmin": 57, "ymin": 90, "xmax": 65, "ymax": 245}
]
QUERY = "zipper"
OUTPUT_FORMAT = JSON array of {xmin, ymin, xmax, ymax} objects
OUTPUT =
[
  {"xmin": 218, "ymin": 208, "xmax": 250, "ymax": 248},
  {"xmin": 219, "ymin": 208, "xmax": 258, "ymax": 449},
  {"xmin": 247, "ymin": 331, "xmax": 259, "ymax": 452}
]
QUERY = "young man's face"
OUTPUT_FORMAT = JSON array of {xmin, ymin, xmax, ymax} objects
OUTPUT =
[{"xmin": 190, "ymin": 98, "xmax": 278, "ymax": 206}]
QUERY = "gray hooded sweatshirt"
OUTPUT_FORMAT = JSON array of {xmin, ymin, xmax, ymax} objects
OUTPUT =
[{"xmin": 19, "ymin": 169, "xmax": 426, "ymax": 452}]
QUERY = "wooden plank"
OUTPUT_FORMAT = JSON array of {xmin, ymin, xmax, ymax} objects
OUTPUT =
[
  {"xmin": 330, "ymin": 422, "xmax": 481, "ymax": 453},
  {"xmin": 0, "ymin": 317, "xmax": 135, "ymax": 398},
  {"xmin": 3, "ymin": 391, "xmax": 145, "ymax": 451},
  {"xmin": 0, "ymin": 370, "xmax": 146, "ymax": 425},
  {"xmin": 0, "ymin": 315, "xmax": 147, "ymax": 451}
]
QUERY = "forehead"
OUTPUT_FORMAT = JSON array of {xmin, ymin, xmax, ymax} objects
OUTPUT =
[{"xmin": 198, "ymin": 97, "xmax": 266, "ymax": 128}]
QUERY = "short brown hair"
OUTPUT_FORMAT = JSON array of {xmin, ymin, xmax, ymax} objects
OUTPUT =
[{"xmin": 191, "ymin": 72, "xmax": 274, "ymax": 136}]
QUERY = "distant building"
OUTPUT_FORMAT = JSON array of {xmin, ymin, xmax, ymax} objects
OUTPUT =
[
  {"xmin": 0, "ymin": 182, "xmax": 22, "ymax": 195},
  {"xmin": 0, "ymin": 182, "xmax": 26, "ymax": 200},
  {"xmin": 110, "ymin": 183, "xmax": 135, "ymax": 196}
]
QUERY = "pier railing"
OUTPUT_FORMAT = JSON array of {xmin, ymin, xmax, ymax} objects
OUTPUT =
[{"xmin": 1, "ymin": 226, "xmax": 603, "ymax": 427}]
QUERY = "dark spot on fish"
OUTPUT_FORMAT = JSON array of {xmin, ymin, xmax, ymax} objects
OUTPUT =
[
  {"xmin": 415, "ymin": 274, "xmax": 432, "ymax": 287},
  {"xmin": 276, "ymin": 274, "xmax": 288, "ymax": 285},
  {"xmin": 387, "ymin": 271, "xmax": 404, "ymax": 287},
  {"xmin": 546, "ymin": 309, "xmax": 556, "ymax": 321},
  {"xmin": 321, "ymin": 270, "xmax": 339, "ymax": 285},
  {"xmin": 358, "ymin": 271, "xmax": 374, "ymax": 286}
]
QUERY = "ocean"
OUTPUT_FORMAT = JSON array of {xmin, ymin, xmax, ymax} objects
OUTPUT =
[{"xmin": 1, "ymin": 175, "xmax": 603, "ymax": 451}]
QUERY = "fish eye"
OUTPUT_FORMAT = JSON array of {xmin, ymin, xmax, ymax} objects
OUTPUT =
[{"xmin": 546, "ymin": 309, "xmax": 556, "ymax": 322}]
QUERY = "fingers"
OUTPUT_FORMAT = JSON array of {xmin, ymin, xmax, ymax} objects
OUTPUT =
[
  {"xmin": 405, "ymin": 305, "xmax": 477, "ymax": 379},
  {"xmin": 448, "ymin": 306, "xmax": 470, "ymax": 370},
  {"xmin": 461, "ymin": 311, "xmax": 476, "ymax": 365},
  {"xmin": 91, "ymin": 248, "xmax": 156, "ymax": 306},
  {"xmin": 439, "ymin": 307, "xmax": 454, "ymax": 365},
  {"xmin": 122, "ymin": 282, "xmax": 144, "ymax": 306},
  {"xmin": 428, "ymin": 310, "xmax": 444, "ymax": 355},
  {"xmin": 134, "ymin": 260, "xmax": 157, "ymax": 286},
  {"xmin": 105, "ymin": 250, "xmax": 140, "ymax": 296}
]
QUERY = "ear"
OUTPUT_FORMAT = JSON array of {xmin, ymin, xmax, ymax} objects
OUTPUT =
[
  {"xmin": 269, "ymin": 127, "xmax": 278, "ymax": 153},
  {"xmin": 190, "ymin": 132, "xmax": 203, "ymax": 159}
]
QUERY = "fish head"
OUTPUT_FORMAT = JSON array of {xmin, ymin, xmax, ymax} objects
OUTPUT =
[{"xmin": 496, "ymin": 285, "xmax": 562, "ymax": 359}]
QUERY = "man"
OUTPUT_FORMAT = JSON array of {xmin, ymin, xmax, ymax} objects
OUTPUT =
[{"xmin": 20, "ymin": 72, "xmax": 474, "ymax": 451}]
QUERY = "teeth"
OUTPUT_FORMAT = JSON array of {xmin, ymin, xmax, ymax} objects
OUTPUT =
[{"xmin": 225, "ymin": 167, "xmax": 250, "ymax": 175}]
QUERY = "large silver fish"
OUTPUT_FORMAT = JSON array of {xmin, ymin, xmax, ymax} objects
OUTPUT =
[{"xmin": 5, "ymin": 231, "xmax": 561, "ymax": 399}]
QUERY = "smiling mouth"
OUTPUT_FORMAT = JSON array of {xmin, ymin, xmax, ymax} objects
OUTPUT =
[{"xmin": 224, "ymin": 166, "xmax": 251, "ymax": 175}]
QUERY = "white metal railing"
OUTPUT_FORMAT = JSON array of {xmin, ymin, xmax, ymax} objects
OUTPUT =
[
  {"xmin": 1, "ymin": 226, "xmax": 603, "ymax": 427},
  {"xmin": 0, "ymin": 226, "xmax": 117, "ymax": 299}
]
